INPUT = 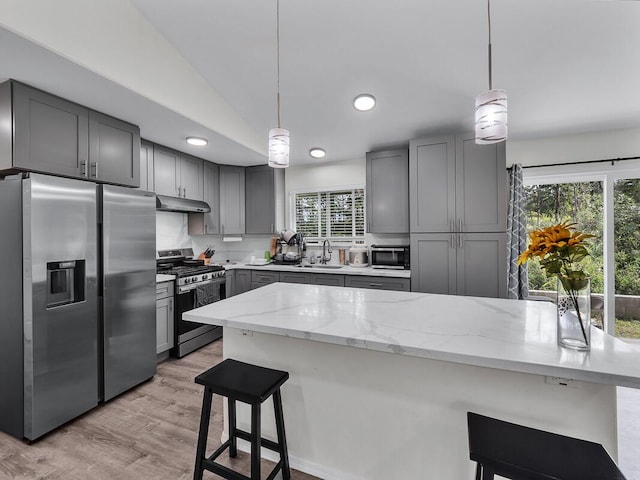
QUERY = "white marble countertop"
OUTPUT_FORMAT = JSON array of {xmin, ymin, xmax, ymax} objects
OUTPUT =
[
  {"xmin": 156, "ymin": 273, "xmax": 175, "ymax": 283},
  {"xmin": 184, "ymin": 282, "xmax": 640, "ymax": 389},
  {"xmin": 225, "ymin": 262, "xmax": 411, "ymax": 278}
]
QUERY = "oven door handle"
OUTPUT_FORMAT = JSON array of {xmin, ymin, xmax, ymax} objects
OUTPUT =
[{"xmin": 178, "ymin": 278, "xmax": 225, "ymax": 294}]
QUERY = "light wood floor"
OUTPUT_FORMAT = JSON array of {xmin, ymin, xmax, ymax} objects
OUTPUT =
[{"xmin": 0, "ymin": 340, "xmax": 320, "ymax": 480}]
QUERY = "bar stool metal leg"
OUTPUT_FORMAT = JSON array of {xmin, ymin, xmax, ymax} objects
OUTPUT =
[
  {"xmin": 273, "ymin": 389, "xmax": 291, "ymax": 480},
  {"xmin": 228, "ymin": 398, "xmax": 237, "ymax": 458},
  {"xmin": 194, "ymin": 387, "xmax": 213, "ymax": 480},
  {"xmin": 251, "ymin": 403, "xmax": 261, "ymax": 480}
]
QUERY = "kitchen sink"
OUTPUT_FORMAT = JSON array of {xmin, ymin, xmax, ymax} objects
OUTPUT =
[{"xmin": 298, "ymin": 264, "xmax": 343, "ymax": 269}]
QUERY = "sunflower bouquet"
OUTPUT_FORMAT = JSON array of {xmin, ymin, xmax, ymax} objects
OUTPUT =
[
  {"xmin": 518, "ymin": 221, "xmax": 595, "ymax": 347},
  {"xmin": 517, "ymin": 221, "xmax": 595, "ymax": 282}
]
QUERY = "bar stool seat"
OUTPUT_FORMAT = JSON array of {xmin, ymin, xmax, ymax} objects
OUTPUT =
[
  {"xmin": 194, "ymin": 358, "xmax": 291, "ymax": 480},
  {"xmin": 467, "ymin": 412, "xmax": 627, "ymax": 480}
]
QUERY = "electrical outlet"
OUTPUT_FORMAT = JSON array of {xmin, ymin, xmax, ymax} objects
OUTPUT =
[
  {"xmin": 545, "ymin": 376, "xmax": 577, "ymax": 388},
  {"xmin": 240, "ymin": 329, "xmax": 253, "ymax": 336}
]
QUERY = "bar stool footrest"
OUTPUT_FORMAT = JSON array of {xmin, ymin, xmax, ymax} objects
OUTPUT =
[{"xmin": 235, "ymin": 428, "xmax": 284, "ymax": 454}]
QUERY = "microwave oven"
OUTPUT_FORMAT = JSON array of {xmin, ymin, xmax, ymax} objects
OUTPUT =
[{"xmin": 370, "ymin": 245, "xmax": 410, "ymax": 270}]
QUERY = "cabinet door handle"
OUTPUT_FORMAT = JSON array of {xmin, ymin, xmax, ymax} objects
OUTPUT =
[
  {"xmin": 450, "ymin": 234, "xmax": 454, "ymax": 248},
  {"xmin": 458, "ymin": 234, "xmax": 463, "ymax": 249},
  {"xmin": 369, "ymin": 283, "xmax": 383, "ymax": 287},
  {"xmin": 183, "ymin": 186, "xmax": 187, "ymax": 198},
  {"xmin": 458, "ymin": 218, "xmax": 462, "ymax": 232},
  {"xmin": 450, "ymin": 219, "xmax": 454, "ymax": 232},
  {"xmin": 205, "ymin": 224, "xmax": 208, "ymax": 234},
  {"xmin": 80, "ymin": 160, "xmax": 87, "ymax": 177}
]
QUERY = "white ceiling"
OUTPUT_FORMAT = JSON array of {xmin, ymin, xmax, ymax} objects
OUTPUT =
[{"xmin": 2, "ymin": 0, "xmax": 640, "ymax": 167}]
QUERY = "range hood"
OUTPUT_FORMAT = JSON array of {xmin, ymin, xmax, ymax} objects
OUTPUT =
[{"xmin": 156, "ymin": 195, "xmax": 211, "ymax": 213}]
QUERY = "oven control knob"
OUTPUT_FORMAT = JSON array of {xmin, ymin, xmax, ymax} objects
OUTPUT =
[
  {"xmin": 202, "ymin": 274, "xmax": 209, "ymax": 280},
  {"xmin": 191, "ymin": 276, "xmax": 198, "ymax": 284},
  {"xmin": 184, "ymin": 277, "xmax": 191, "ymax": 284}
]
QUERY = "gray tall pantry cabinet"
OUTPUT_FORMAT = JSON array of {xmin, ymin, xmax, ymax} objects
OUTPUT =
[
  {"xmin": 410, "ymin": 133, "xmax": 507, "ymax": 298},
  {"xmin": 366, "ymin": 149, "xmax": 409, "ymax": 234}
]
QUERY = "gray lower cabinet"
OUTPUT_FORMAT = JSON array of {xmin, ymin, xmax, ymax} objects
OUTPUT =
[
  {"xmin": 310, "ymin": 273, "xmax": 345, "ymax": 287},
  {"xmin": 11, "ymin": 81, "xmax": 88, "ymax": 179},
  {"xmin": 280, "ymin": 271, "xmax": 311, "ymax": 284},
  {"xmin": 88, "ymin": 110, "xmax": 140, "ymax": 187},
  {"xmin": 409, "ymin": 133, "xmax": 506, "ymax": 233},
  {"xmin": 219, "ymin": 166, "xmax": 245, "ymax": 235},
  {"xmin": 250, "ymin": 270, "xmax": 280, "ymax": 290},
  {"xmin": 411, "ymin": 233, "xmax": 506, "ymax": 298},
  {"xmin": 366, "ymin": 149, "xmax": 409, "ymax": 234},
  {"xmin": 234, "ymin": 270, "xmax": 251, "ymax": 296},
  {"xmin": 345, "ymin": 275, "xmax": 410, "ymax": 291},
  {"xmin": 156, "ymin": 282, "xmax": 174, "ymax": 354},
  {"xmin": 245, "ymin": 165, "xmax": 284, "ymax": 235},
  {"xmin": 138, "ymin": 141, "xmax": 154, "ymax": 191}
]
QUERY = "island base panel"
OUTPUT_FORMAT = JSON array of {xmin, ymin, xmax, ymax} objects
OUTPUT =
[{"xmin": 222, "ymin": 327, "xmax": 617, "ymax": 480}]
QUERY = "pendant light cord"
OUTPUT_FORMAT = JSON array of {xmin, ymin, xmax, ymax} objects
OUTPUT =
[
  {"xmin": 276, "ymin": 0, "xmax": 281, "ymax": 128},
  {"xmin": 487, "ymin": 0, "xmax": 493, "ymax": 90}
]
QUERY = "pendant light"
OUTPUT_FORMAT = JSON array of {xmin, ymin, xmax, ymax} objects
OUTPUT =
[
  {"xmin": 268, "ymin": 0, "xmax": 289, "ymax": 168},
  {"xmin": 475, "ymin": 0, "xmax": 507, "ymax": 144}
]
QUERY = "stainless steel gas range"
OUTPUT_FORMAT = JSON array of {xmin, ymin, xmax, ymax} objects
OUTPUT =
[{"xmin": 157, "ymin": 248, "xmax": 226, "ymax": 357}]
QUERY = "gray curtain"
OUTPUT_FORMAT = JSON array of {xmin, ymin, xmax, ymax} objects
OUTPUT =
[{"xmin": 506, "ymin": 164, "xmax": 529, "ymax": 300}]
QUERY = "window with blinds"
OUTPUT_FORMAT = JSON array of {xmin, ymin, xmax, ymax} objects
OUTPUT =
[{"xmin": 294, "ymin": 189, "xmax": 365, "ymax": 240}]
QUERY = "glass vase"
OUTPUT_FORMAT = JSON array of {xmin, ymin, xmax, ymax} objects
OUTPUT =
[{"xmin": 557, "ymin": 275, "xmax": 591, "ymax": 351}]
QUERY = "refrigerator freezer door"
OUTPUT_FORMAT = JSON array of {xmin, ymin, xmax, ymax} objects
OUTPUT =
[
  {"xmin": 101, "ymin": 186, "xmax": 156, "ymax": 401},
  {"xmin": 23, "ymin": 174, "xmax": 99, "ymax": 440}
]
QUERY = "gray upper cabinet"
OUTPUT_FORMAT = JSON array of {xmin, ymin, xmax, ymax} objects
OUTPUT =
[
  {"xmin": 88, "ymin": 111, "xmax": 140, "ymax": 187},
  {"xmin": 179, "ymin": 154, "xmax": 204, "ymax": 201},
  {"xmin": 366, "ymin": 149, "xmax": 409, "ymax": 234},
  {"xmin": 188, "ymin": 161, "xmax": 220, "ymax": 235},
  {"xmin": 4, "ymin": 81, "xmax": 140, "ymax": 187},
  {"xmin": 11, "ymin": 82, "xmax": 89, "ymax": 179},
  {"xmin": 138, "ymin": 141, "xmax": 154, "ymax": 191},
  {"xmin": 152, "ymin": 145, "xmax": 180, "ymax": 197},
  {"xmin": 245, "ymin": 165, "xmax": 282, "ymax": 235},
  {"xmin": 152, "ymin": 145, "xmax": 203, "ymax": 199},
  {"xmin": 409, "ymin": 133, "xmax": 506, "ymax": 233},
  {"xmin": 219, "ymin": 165, "xmax": 245, "ymax": 235}
]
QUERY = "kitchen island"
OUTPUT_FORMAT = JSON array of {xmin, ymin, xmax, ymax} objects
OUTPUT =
[{"xmin": 184, "ymin": 283, "xmax": 640, "ymax": 479}]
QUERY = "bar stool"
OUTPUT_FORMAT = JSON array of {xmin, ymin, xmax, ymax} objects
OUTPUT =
[
  {"xmin": 194, "ymin": 358, "xmax": 291, "ymax": 480},
  {"xmin": 467, "ymin": 412, "xmax": 627, "ymax": 480}
]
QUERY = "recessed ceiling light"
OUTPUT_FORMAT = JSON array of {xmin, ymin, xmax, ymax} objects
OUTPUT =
[
  {"xmin": 186, "ymin": 136, "xmax": 208, "ymax": 146},
  {"xmin": 309, "ymin": 148, "xmax": 326, "ymax": 159},
  {"xmin": 353, "ymin": 94, "xmax": 376, "ymax": 111}
]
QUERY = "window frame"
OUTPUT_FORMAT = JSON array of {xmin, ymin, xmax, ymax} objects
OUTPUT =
[
  {"xmin": 522, "ymin": 159, "xmax": 640, "ymax": 335},
  {"xmin": 289, "ymin": 185, "xmax": 366, "ymax": 244}
]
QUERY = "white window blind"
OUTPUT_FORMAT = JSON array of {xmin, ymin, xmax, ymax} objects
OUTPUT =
[{"xmin": 294, "ymin": 189, "xmax": 365, "ymax": 240}]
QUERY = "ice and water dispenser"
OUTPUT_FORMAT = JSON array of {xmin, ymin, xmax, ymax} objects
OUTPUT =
[{"xmin": 46, "ymin": 260, "xmax": 86, "ymax": 308}]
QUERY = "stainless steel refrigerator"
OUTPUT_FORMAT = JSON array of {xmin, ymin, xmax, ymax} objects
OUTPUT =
[{"xmin": 0, "ymin": 173, "xmax": 156, "ymax": 440}]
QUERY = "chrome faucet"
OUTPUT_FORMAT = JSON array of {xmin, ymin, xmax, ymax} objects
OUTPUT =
[{"xmin": 321, "ymin": 239, "xmax": 332, "ymax": 264}]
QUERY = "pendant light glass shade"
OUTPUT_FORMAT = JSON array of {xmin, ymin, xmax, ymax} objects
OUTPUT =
[
  {"xmin": 268, "ymin": 127, "xmax": 290, "ymax": 168},
  {"xmin": 475, "ymin": 89, "xmax": 508, "ymax": 144}
]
